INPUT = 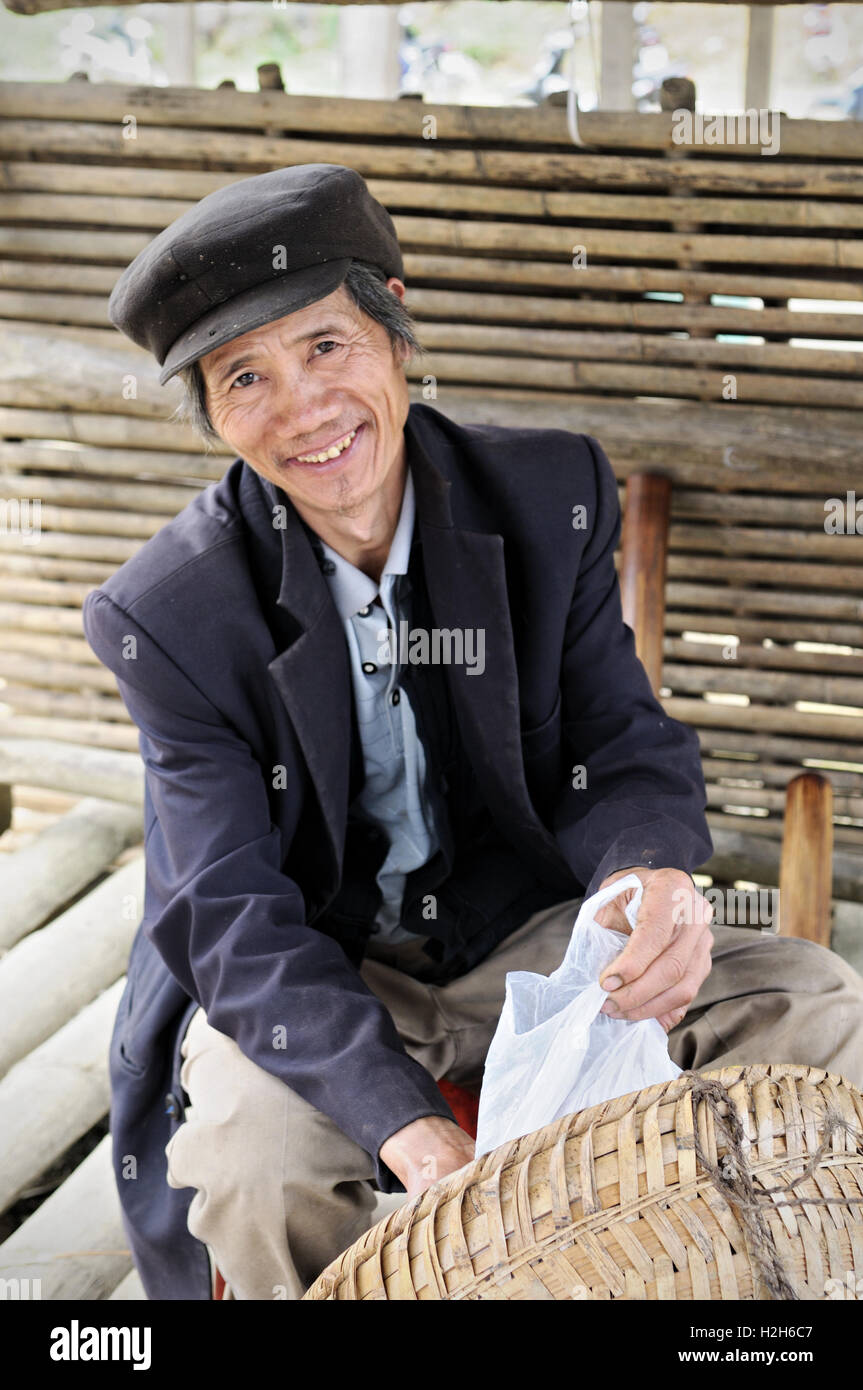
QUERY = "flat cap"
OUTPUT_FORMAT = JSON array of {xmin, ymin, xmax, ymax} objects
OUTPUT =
[{"xmin": 107, "ymin": 163, "xmax": 404, "ymax": 386}]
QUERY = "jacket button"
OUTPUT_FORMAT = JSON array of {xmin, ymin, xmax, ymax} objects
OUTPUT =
[
  {"xmin": 391, "ymin": 689, "xmax": 400, "ymax": 705},
  {"xmin": 362, "ymin": 661, "xmax": 377, "ymax": 674},
  {"xmin": 164, "ymin": 1091, "xmax": 183, "ymax": 1121}
]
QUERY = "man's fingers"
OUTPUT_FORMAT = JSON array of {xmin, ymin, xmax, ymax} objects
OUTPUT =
[
  {"xmin": 601, "ymin": 935, "xmax": 714, "ymax": 1021},
  {"xmin": 598, "ymin": 880, "xmax": 713, "ymax": 994},
  {"xmin": 601, "ymin": 920, "xmax": 710, "ymax": 1014}
]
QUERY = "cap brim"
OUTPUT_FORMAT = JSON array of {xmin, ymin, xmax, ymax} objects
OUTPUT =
[{"xmin": 158, "ymin": 258, "xmax": 353, "ymax": 386}]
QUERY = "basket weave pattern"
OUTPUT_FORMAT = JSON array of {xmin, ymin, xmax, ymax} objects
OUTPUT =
[{"xmin": 303, "ymin": 1064, "xmax": 863, "ymax": 1300}]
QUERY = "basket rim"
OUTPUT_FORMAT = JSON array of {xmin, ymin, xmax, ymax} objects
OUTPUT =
[{"xmin": 303, "ymin": 1061, "xmax": 860, "ymax": 1299}]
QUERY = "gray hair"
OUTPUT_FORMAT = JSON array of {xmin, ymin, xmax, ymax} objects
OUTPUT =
[{"xmin": 170, "ymin": 259, "xmax": 424, "ymax": 449}]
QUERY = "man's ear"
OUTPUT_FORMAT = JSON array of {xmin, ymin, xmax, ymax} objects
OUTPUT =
[{"xmin": 386, "ymin": 276, "xmax": 407, "ymax": 303}]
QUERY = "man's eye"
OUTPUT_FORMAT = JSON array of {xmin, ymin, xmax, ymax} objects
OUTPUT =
[
  {"xmin": 314, "ymin": 339, "xmax": 339, "ymax": 355},
  {"xmin": 230, "ymin": 371, "xmax": 260, "ymax": 389}
]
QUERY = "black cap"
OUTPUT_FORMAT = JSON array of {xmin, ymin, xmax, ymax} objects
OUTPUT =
[{"xmin": 107, "ymin": 163, "xmax": 404, "ymax": 386}]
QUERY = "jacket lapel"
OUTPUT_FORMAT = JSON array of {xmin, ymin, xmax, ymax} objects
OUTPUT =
[
  {"xmin": 405, "ymin": 411, "xmax": 574, "ymax": 886},
  {"xmin": 241, "ymin": 465, "xmax": 353, "ymax": 892}
]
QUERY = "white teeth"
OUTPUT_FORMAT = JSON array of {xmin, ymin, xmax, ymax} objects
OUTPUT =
[{"xmin": 296, "ymin": 428, "xmax": 357, "ymax": 463}]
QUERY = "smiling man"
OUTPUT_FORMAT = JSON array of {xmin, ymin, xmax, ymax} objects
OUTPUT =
[{"xmin": 83, "ymin": 163, "xmax": 863, "ymax": 1301}]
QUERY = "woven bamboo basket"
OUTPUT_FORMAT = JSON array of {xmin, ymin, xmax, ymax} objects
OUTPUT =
[{"xmin": 303, "ymin": 1064, "xmax": 863, "ymax": 1300}]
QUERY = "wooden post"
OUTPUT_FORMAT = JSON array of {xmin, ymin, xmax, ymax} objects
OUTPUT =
[
  {"xmin": 257, "ymin": 63, "xmax": 285, "ymax": 92},
  {"xmin": 337, "ymin": 6, "xmax": 401, "ymax": 100},
  {"xmin": 779, "ymin": 772, "xmax": 834, "ymax": 947},
  {"xmin": 745, "ymin": 6, "xmax": 775, "ymax": 112},
  {"xmin": 619, "ymin": 473, "xmax": 672, "ymax": 695},
  {"xmin": 599, "ymin": 2, "xmax": 635, "ymax": 109}
]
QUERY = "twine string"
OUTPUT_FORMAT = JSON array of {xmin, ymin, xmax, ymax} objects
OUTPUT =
[{"xmin": 676, "ymin": 1072, "xmax": 863, "ymax": 1301}]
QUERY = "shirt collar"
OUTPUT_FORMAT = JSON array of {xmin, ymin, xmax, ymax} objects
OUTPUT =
[{"xmin": 318, "ymin": 467, "xmax": 416, "ymax": 622}]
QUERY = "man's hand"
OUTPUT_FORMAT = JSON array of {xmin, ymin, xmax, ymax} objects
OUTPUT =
[
  {"xmin": 379, "ymin": 1115, "xmax": 475, "ymax": 1197},
  {"xmin": 593, "ymin": 866, "xmax": 714, "ymax": 1034}
]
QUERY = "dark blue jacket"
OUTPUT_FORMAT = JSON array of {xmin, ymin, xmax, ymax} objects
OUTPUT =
[{"xmin": 81, "ymin": 403, "xmax": 712, "ymax": 1299}]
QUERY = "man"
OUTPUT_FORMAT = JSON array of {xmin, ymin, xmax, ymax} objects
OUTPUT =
[{"xmin": 83, "ymin": 163, "xmax": 863, "ymax": 1301}]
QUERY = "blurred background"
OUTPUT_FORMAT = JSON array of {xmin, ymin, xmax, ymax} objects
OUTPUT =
[{"xmin": 3, "ymin": 0, "xmax": 863, "ymax": 120}]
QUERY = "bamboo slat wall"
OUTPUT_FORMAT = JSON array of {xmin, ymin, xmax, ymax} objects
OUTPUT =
[{"xmin": 0, "ymin": 79, "xmax": 861, "ymax": 902}]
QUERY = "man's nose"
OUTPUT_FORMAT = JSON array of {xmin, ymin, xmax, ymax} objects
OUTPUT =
[{"xmin": 268, "ymin": 365, "xmax": 341, "ymax": 436}]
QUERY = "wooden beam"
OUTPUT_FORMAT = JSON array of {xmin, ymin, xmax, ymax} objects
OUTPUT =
[{"xmin": 0, "ymin": 1134, "xmax": 131, "ymax": 1301}]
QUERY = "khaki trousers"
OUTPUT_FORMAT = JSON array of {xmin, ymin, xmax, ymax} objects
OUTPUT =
[{"xmin": 164, "ymin": 897, "xmax": 863, "ymax": 1300}]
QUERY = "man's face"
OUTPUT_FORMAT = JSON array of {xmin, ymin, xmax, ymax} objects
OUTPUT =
[{"xmin": 199, "ymin": 277, "xmax": 411, "ymax": 522}]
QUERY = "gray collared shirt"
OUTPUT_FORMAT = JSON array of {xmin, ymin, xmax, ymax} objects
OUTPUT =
[{"xmin": 318, "ymin": 469, "xmax": 439, "ymax": 942}]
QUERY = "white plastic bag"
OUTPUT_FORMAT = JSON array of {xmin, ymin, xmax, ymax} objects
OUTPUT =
[{"xmin": 474, "ymin": 872, "xmax": 682, "ymax": 1157}]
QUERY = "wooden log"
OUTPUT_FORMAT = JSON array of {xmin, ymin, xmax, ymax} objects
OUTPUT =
[
  {"xmin": 9, "ymin": 272, "xmax": 863, "ymax": 347},
  {"xmin": 663, "ymin": 662, "xmax": 863, "ymax": 714},
  {"xmin": 0, "ymin": 471, "xmax": 200, "ymax": 515},
  {"xmin": 0, "ymin": 601, "xmax": 84, "ymax": 633},
  {"xmin": 0, "ymin": 570, "xmax": 113, "ymax": 597},
  {"xmin": 8, "ymin": 182, "xmax": 863, "ymax": 234},
  {"xmin": 706, "ymin": 823, "xmax": 863, "ymax": 908},
  {"xmin": 0, "ymin": 737, "xmax": 142, "ymax": 803},
  {"xmin": 0, "ymin": 978, "xmax": 123, "ymax": 1214},
  {"xmin": 0, "ymin": 855, "xmax": 142, "ymax": 1076},
  {"xmin": 0, "ymin": 532, "xmax": 140, "ymax": 563},
  {"xmin": 5, "ymin": 118, "xmax": 863, "ymax": 194},
  {"xmin": 407, "ymin": 289, "xmax": 863, "ymax": 341},
  {"xmin": 693, "ymin": 725, "xmax": 863, "ymax": 767},
  {"xmin": 664, "ymin": 696, "xmax": 863, "ymax": 742},
  {"xmin": 0, "ymin": 441, "xmax": 223, "ymax": 481},
  {"xmin": 665, "ymin": 555, "xmax": 863, "ymax": 593},
  {"xmin": 1, "ymin": 82, "xmax": 861, "ymax": 160},
  {"xmin": 669, "ymin": 490, "xmax": 861, "ymax": 527},
  {"xmin": 702, "ymin": 757, "xmax": 863, "ymax": 794},
  {"xmin": 666, "ymin": 612, "xmax": 863, "ymax": 648},
  {"xmin": 0, "ymin": 682, "xmax": 123, "ymax": 725},
  {"xmin": 0, "ymin": 652, "xmax": 123, "ymax": 694},
  {"xmin": 7, "ymin": 235, "xmax": 863, "ymax": 306},
  {"xmin": 411, "ymin": 355, "xmax": 863, "ymax": 410},
  {"xmin": 667, "ymin": 524, "xmax": 863, "ymax": 561},
  {"xmin": 0, "ymin": 685, "xmax": 129, "ymax": 724},
  {"xmin": 664, "ymin": 581, "xmax": 863, "ymax": 621},
  {"xmin": 0, "ymin": 798, "xmax": 142, "ymax": 950},
  {"xmin": 0, "ymin": 630, "xmax": 100, "ymax": 664},
  {"xmin": 665, "ymin": 638, "xmax": 863, "ymax": 678},
  {"xmin": 620, "ymin": 474, "xmax": 671, "ymax": 694},
  {"xmin": 779, "ymin": 773, "xmax": 834, "ymax": 946},
  {"xmin": 0, "ymin": 502, "xmax": 164, "ymax": 539},
  {"xmin": 0, "ymin": 1133, "xmax": 131, "ymax": 1301},
  {"xmin": 705, "ymin": 778, "xmax": 861, "ymax": 818},
  {"xmin": 14, "ymin": 318, "xmax": 863, "ymax": 412},
  {"xmin": 0, "ymin": 717, "xmax": 139, "ymax": 750},
  {"xmin": 9, "ymin": 293, "xmax": 863, "ymax": 380},
  {"xmin": 4, "ymin": 388, "xmax": 863, "ymax": 492},
  {"xmin": 0, "ymin": 406, "xmax": 226, "ymax": 455}
]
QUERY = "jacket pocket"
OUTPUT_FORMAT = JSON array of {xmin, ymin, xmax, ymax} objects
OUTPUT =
[
  {"xmin": 115, "ymin": 977, "xmax": 147, "ymax": 1076},
  {"xmin": 520, "ymin": 689, "xmax": 562, "ymax": 756},
  {"xmin": 520, "ymin": 690, "xmax": 564, "ymax": 821}
]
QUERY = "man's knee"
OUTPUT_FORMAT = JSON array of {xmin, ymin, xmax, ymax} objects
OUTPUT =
[{"xmin": 167, "ymin": 1011, "xmax": 375, "ymax": 1198}]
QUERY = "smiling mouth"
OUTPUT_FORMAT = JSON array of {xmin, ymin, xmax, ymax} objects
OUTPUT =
[{"xmin": 282, "ymin": 423, "xmax": 364, "ymax": 470}]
